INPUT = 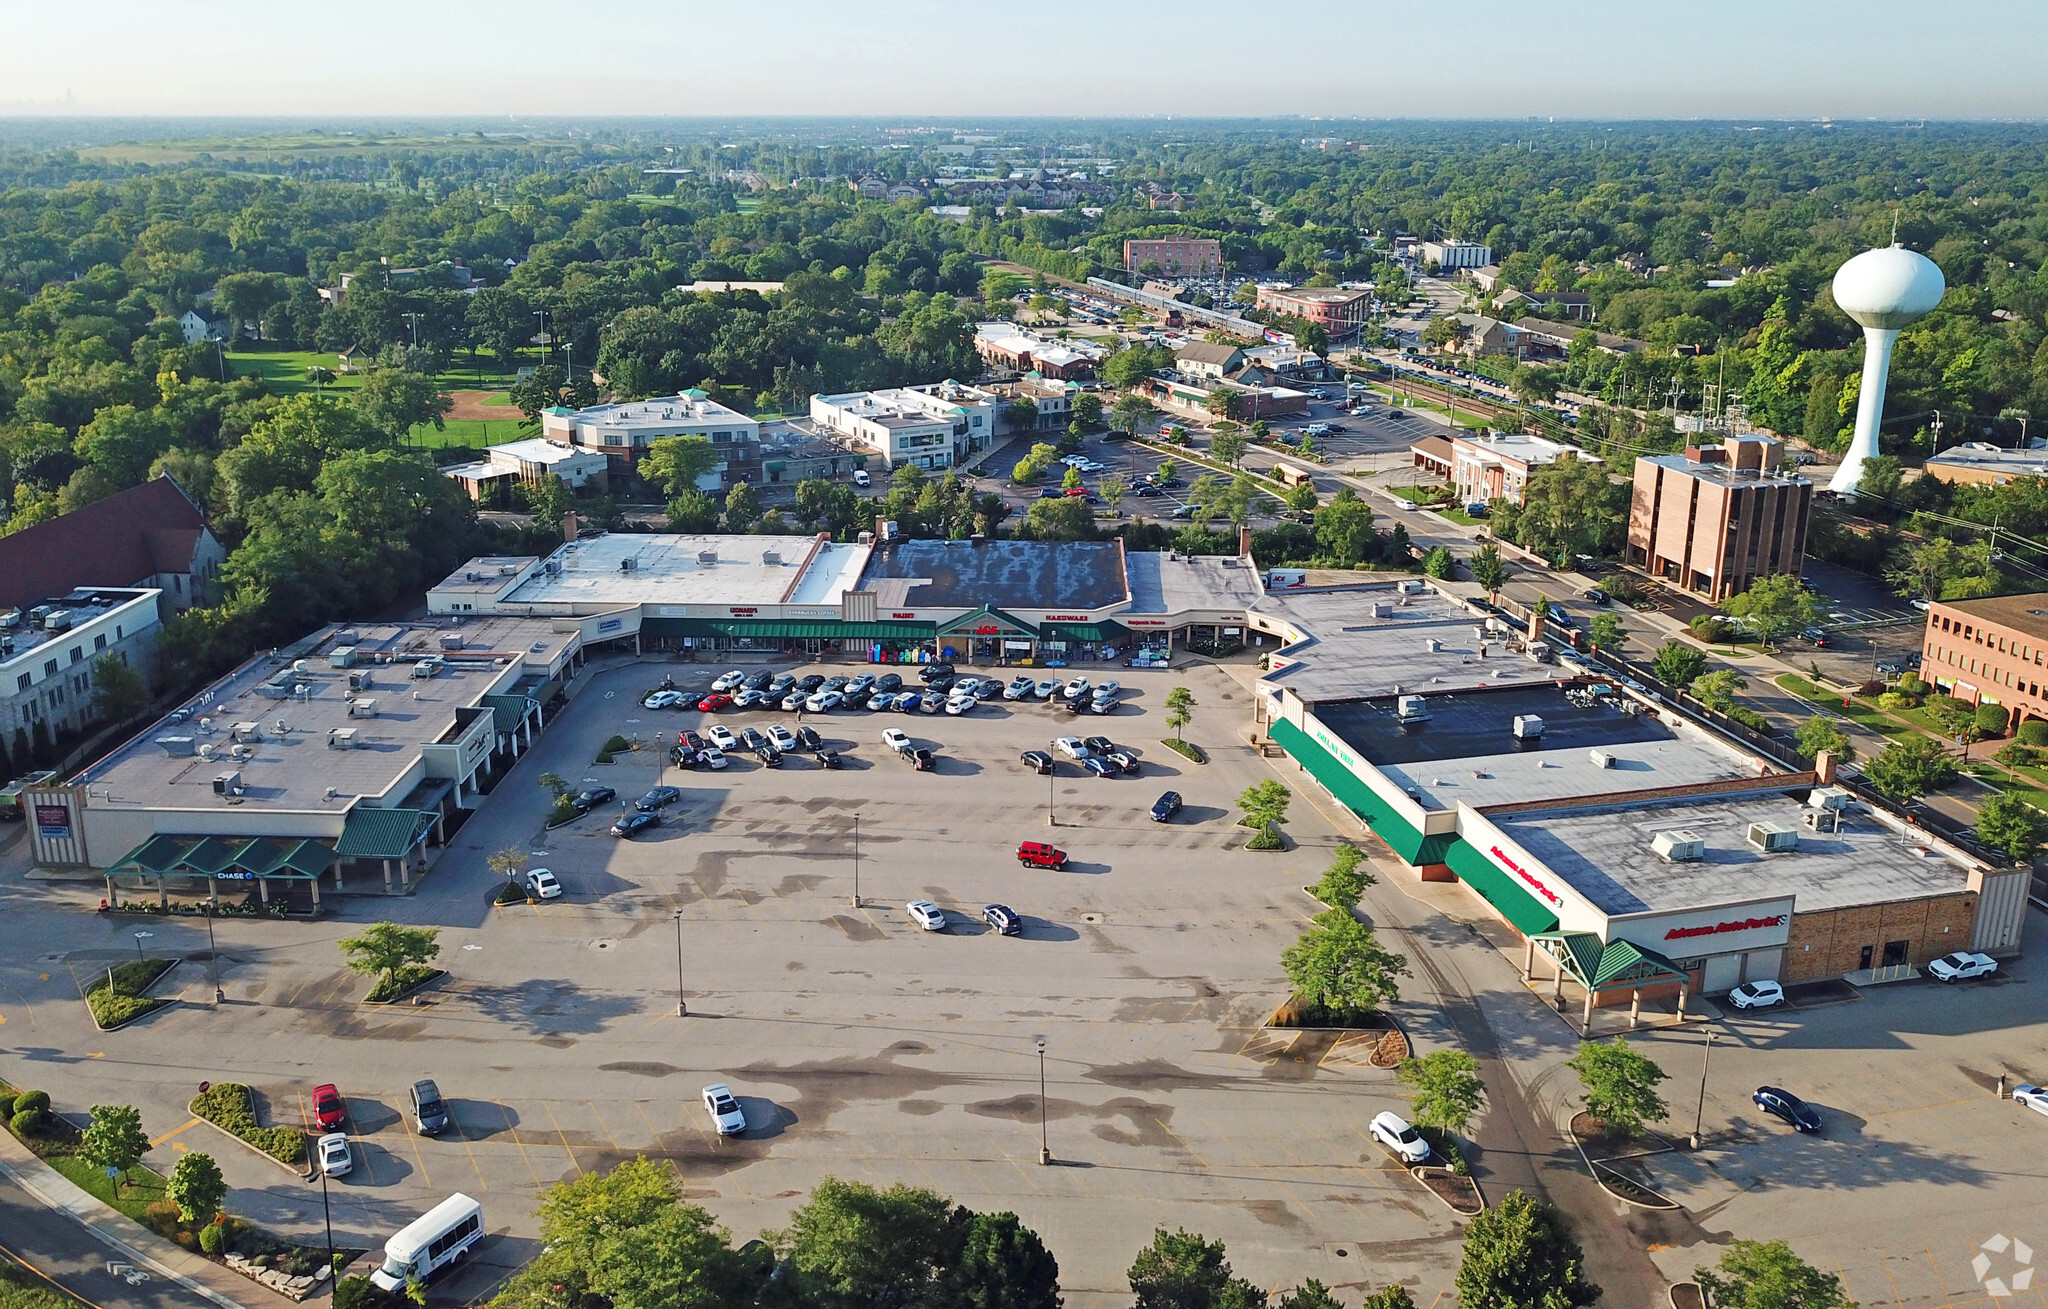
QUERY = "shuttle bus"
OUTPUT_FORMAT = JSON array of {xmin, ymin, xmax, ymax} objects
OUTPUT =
[{"xmin": 369, "ymin": 1194, "xmax": 484, "ymax": 1292}]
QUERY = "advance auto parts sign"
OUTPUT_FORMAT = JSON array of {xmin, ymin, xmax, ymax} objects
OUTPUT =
[
  {"xmin": 1664, "ymin": 913, "xmax": 1789, "ymax": 943},
  {"xmin": 1488, "ymin": 845, "xmax": 1562, "ymax": 907}
]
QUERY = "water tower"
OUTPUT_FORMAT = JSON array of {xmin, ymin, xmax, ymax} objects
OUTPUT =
[{"xmin": 1828, "ymin": 244, "xmax": 1946, "ymax": 494}]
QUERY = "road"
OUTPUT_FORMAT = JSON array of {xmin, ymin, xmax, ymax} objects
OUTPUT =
[{"xmin": 0, "ymin": 1163, "xmax": 221, "ymax": 1309}]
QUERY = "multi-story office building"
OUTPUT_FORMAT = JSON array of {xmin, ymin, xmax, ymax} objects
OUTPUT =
[
  {"xmin": 1627, "ymin": 437, "xmax": 1811, "ymax": 602},
  {"xmin": 1421, "ymin": 239, "xmax": 1493, "ymax": 270},
  {"xmin": 1451, "ymin": 432, "xmax": 1597, "ymax": 508},
  {"xmin": 540, "ymin": 391, "xmax": 761, "ymax": 489},
  {"xmin": 1254, "ymin": 286, "xmax": 1374, "ymax": 341},
  {"xmin": 809, "ymin": 383, "xmax": 999, "ymax": 470},
  {"xmin": 1922, "ymin": 595, "xmax": 2048, "ymax": 730},
  {"xmin": 1122, "ymin": 238, "xmax": 1223, "ymax": 277}
]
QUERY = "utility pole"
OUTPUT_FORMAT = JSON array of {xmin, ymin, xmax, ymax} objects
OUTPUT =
[
  {"xmin": 207, "ymin": 897, "xmax": 223, "ymax": 1004},
  {"xmin": 402, "ymin": 312, "xmax": 423, "ymax": 350},
  {"xmin": 534, "ymin": 309, "xmax": 550, "ymax": 368},
  {"xmin": 1047, "ymin": 743, "xmax": 1057, "ymax": 827},
  {"xmin": 1690, "ymin": 1029, "xmax": 1714, "ymax": 1149},
  {"xmin": 851, "ymin": 813, "xmax": 861, "ymax": 908}
]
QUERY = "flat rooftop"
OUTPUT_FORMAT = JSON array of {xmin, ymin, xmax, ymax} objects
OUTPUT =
[
  {"xmin": 1924, "ymin": 447, "xmax": 2048, "ymax": 478},
  {"xmin": 858, "ymin": 539, "xmax": 1129, "ymax": 611},
  {"xmin": 1933, "ymin": 592, "xmax": 2048, "ymax": 640},
  {"xmin": 1638, "ymin": 452, "xmax": 1810, "ymax": 491},
  {"xmin": 499, "ymin": 534, "xmax": 837, "ymax": 611},
  {"xmin": 1256, "ymin": 586, "xmax": 1572, "ymax": 704},
  {"xmin": 1319, "ymin": 685, "xmax": 1671, "ymax": 768},
  {"xmin": 549, "ymin": 394, "xmax": 752, "ymax": 430},
  {"xmin": 1125, "ymin": 552, "xmax": 1266, "ymax": 616},
  {"xmin": 79, "ymin": 620, "xmax": 556, "ymax": 813},
  {"xmin": 0, "ymin": 589, "xmax": 159, "ymax": 669},
  {"xmin": 430, "ymin": 557, "xmax": 536, "ymax": 597},
  {"xmin": 1496, "ymin": 792, "xmax": 1979, "ymax": 916},
  {"xmin": 787, "ymin": 542, "xmax": 872, "ymax": 605}
]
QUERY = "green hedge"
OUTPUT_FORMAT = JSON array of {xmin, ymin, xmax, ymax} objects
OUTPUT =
[
  {"xmin": 190, "ymin": 1083, "xmax": 304, "ymax": 1165},
  {"xmin": 85, "ymin": 959, "xmax": 173, "ymax": 1028}
]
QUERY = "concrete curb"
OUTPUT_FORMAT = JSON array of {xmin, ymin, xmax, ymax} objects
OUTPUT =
[
  {"xmin": 1567, "ymin": 1119, "xmax": 1682, "ymax": 1211},
  {"xmin": 189, "ymin": 1089, "xmax": 310, "ymax": 1179},
  {"xmin": 0, "ymin": 1143, "xmax": 253, "ymax": 1309}
]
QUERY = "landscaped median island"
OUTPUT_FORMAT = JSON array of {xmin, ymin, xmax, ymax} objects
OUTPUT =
[
  {"xmin": 83, "ymin": 957, "xmax": 174, "ymax": 1030},
  {"xmin": 190, "ymin": 1082, "xmax": 306, "ymax": 1168},
  {"xmin": 340, "ymin": 921, "xmax": 445, "ymax": 1003}
]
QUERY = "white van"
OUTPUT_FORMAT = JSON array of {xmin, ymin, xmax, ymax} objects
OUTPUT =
[
  {"xmin": 369, "ymin": 1194, "xmax": 484, "ymax": 1292},
  {"xmin": 852, "ymin": 469, "xmax": 871, "ymax": 488}
]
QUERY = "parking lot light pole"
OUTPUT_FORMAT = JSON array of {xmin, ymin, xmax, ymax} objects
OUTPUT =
[
  {"xmin": 1690, "ymin": 1030, "xmax": 1713, "ymax": 1150},
  {"xmin": 684, "ymin": 909, "xmax": 700, "ymax": 1024},
  {"xmin": 206, "ymin": 898, "xmax": 224, "ymax": 1004},
  {"xmin": 318, "ymin": 1151, "xmax": 334, "ymax": 1270},
  {"xmin": 1048, "ymin": 742, "xmax": 1057, "ymax": 827},
  {"xmin": 851, "ymin": 813, "xmax": 861, "ymax": 908},
  {"xmin": 1035, "ymin": 1035, "xmax": 1050, "ymax": 1165}
]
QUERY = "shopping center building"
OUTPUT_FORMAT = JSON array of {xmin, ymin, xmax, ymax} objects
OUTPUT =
[
  {"xmin": 1247, "ymin": 584, "xmax": 2028, "ymax": 1009},
  {"xmin": 426, "ymin": 530, "xmax": 1271, "ymax": 666}
]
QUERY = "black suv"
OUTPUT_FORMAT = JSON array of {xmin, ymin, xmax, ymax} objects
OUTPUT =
[
  {"xmin": 795, "ymin": 725, "xmax": 823, "ymax": 751},
  {"xmin": 919, "ymin": 663, "xmax": 956, "ymax": 684},
  {"xmin": 755, "ymin": 743, "xmax": 784, "ymax": 768},
  {"xmin": 743, "ymin": 670, "xmax": 774, "ymax": 691}
]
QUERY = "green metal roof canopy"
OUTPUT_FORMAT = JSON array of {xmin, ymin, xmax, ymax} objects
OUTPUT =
[
  {"xmin": 1040, "ymin": 619, "xmax": 1129, "ymax": 642},
  {"xmin": 934, "ymin": 605, "xmax": 1039, "ymax": 637},
  {"xmin": 1266, "ymin": 717, "xmax": 1455, "ymax": 866},
  {"xmin": 105, "ymin": 835, "xmax": 336, "ymax": 881},
  {"xmin": 1527, "ymin": 931, "xmax": 1691, "ymax": 992},
  {"xmin": 335, "ymin": 807, "xmax": 438, "ymax": 859}
]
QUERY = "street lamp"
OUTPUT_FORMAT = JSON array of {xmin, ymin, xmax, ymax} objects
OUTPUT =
[
  {"xmin": 1035, "ymin": 1035, "xmax": 1050, "ymax": 1165},
  {"xmin": 1048, "ymin": 740, "xmax": 1058, "ymax": 827},
  {"xmin": 851, "ymin": 814, "xmax": 861, "ymax": 909},
  {"xmin": 1690, "ymin": 1030, "xmax": 1714, "ymax": 1150},
  {"xmin": 206, "ymin": 898, "xmax": 223, "ymax": 1004},
  {"xmin": 318, "ymin": 1146, "xmax": 334, "ymax": 1271},
  {"xmin": 684, "ymin": 909, "xmax": 700, "ymax": 1024}
]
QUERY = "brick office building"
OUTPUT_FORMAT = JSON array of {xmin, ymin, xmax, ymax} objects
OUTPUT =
[
  {"xmin": 1254, "ymin": 286, "xmax": 1373, "ymax": 341},
  {"xmin": 1627, "ymin": 436, "xmax": 1811, "ymax": 601},
  {"xmin": 1922, "ymin": 594, "xmax": 2048, "ymax": 729},
  {"xmin": 1122, "ymin": 238, "xmax": 1223, "ymax": 277}
]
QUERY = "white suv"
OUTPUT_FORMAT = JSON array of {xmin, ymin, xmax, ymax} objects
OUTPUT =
[
  {"xmin": 767, "ymin": 725, "xmax": 798, "ymax": 751},
  {"xmin": 882, "ymin": 728, "xmax": 912, "ymax": 753},
  {"xmin": 1369, "ymin": 1111, "xmax": 1431, "ymax": 1164}
]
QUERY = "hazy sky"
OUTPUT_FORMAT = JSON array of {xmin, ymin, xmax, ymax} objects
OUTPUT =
[{"xmin": 7, "ymin": 0, "xmax": 2046, "ymax": 119}]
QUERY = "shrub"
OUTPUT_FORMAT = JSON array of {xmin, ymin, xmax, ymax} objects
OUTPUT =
[
  {"xmin": 1689, "ymin": 614, "xmax": 1738, "ymax": 643},
  {"xmin": 2018, "ymin": 719, "xmax": 2048, "ymax": 747},
  {"xmin": 1897, "ymin": 672, "xmax": 1930, "ymax": 699},
  {"xmin": 1310, "ymin": 844, "xmax": 1372, "ymax": 909},
  {"xmin": 493, "ymin": 880, "xmax": 528, "ymax": 906},
  {"xmin": 1728, "ymin": 707, "xmax": 1772, "ymax": 733},
  {"xmin": 191, "ymin": 1084, "xmax": 305, "ymax": 1165},
  {"xmin": 13, "ymin": 1090, "xmax": 48, "ymax": 1116},
  {"xmin": 335, "ymin": 1277, "xmax": 410, "ymax": 1309},
  {"xmin": 603, "ymin": 734, "xmax": 631, "ymax": 753},
  {"xmin": 11, "ymin": 1107, "xmax": 44, "ymax": 1136},
  {"xmin": 199, "ymin": 1221, "xmax": 225, "ymax": 1254},
  {"xmin": 1246, "ymin": 822, "xmax": 1285, "ymax": 851},
  {"xmin": 549, "ymin": 795, "xmax": 577, "ymax": 825},
  {"xmin": 1976, "ymin": 702, "xmax": 2011, "ymax": 737},
  {"xmin": 594, "ymin": 749, "xmax": 615, "ymax": 764},
  {"xmin": 1877, "ymin": 691, "xmax": 1915, "ymax": 711},
  {"xmin": 0, "ymin": 1092, "xmax": 14, "ymax": 1119}
]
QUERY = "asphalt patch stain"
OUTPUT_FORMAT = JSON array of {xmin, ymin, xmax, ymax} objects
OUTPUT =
[
  {"xmin": 886, "ymin": 1040, "xmax": 930, "ymax": 1055},
  {"xmin": 786, "ymin": 961, "xmax": 808, "ymax": 971},
  {"xmin": 1085, "ymin": 1060, "xmax": 1240, "ymax": 1093},
  {"xmin": 899, "ymin": 1100, "xmax": 944, "ymax": 1116},
  {"xmin": 536, "ymin": 1035, "xmax": 575, "ymax": 1048},
  {"xmin": 599, "ymin": 1062, "xmax": 679, "ymax": 1078},
  {"xmin": 1244, "ymin": 1199, "xmax": 1303, "ymax": 1229},
  {"xmin": 775, "ymin": 873, "xmax": 827, "ymax": 896},
  {"xmin": 831, "ymin": 915, "xmax": 885, "ymax": 941}
]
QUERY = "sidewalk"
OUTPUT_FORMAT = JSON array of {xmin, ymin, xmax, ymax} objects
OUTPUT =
[{"xmin": 0, "ymin": 1124, "xmax": 263, "ymax": 1309}]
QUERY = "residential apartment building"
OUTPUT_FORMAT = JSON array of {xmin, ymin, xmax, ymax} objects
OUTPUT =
[
  {"xmin": 1922, "ymin": 595, "xmax": 2048, "ymax": 730},
  {"xmin": 1174, "ymin": 341, "xmax": 1245, "ymax": 383},
  {"xmin": 809, "ymin": 383, "xmax": 998, "ymax": 470},
  {"xmin": 0, "ymin": 476, "xmax": 223, "ymax": 615},
  {"xmin": 442, "ymin": 438, "xmax": 612, "ymax": 502},
  {"xmin": 1451, "ymin": 432, "xmax": 1597, "ymax": 508},
  {"xmin": 540, "ymin": 391, "xmax": 761, "ymax": 489},
  {"xmin": 1627, "ymin": 437, "xmax": 1811, "ymax": 602},
  {"xmin": 1421, "ymin": 240, "xmax": 1493, "ymax": 270},
  {"xmin": 1122, "ymin": 238, "xmax": 1223, "ymax": 277},
  {"xmin": 1254, "ymin": 286, "xmax": 1373, "ymax": 341},
  {"xmin": 0, "ymin": 588, "xmax": 164, "ymax": 744}
]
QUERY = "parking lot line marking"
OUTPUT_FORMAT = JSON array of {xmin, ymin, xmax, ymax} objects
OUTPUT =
[
  {"xmin": 1248, "ymin": 1120, "xmax": 1379, "ymax": 1224},
  {"xmin": 1147, "ymin": 1112, "xmax": 1247, "ymax": 1204},
  {"xmin": 1303, "ymin": 1123, "xmax": 1396, "ymax": 1198},
  {"xmin": 1924, "ymin": 1246, "xmax": 1959, "ymax": 1308},
  {"xmin": 542, "ymin": 1099, "xmax": 584, "ymax": 1176},
  {"xmin": 685, "ymin": 874, "xmax": 734, "ymax": 924},
  {"xmin": 398, "ymin": 1113, "xmax": 432, "ymax": 1189},
  {"xmin": 1200, "ymin": 1116, "xmax": 1321, "ymax": 1221},
  {"xmin": 149, "ymin": 1117, "xmax": 202, "ymax": 1147},
  {"xmin": 491, "ymin": 1103, "xmax": 542, "ymax": 1187},
  {"xmin": 588, "ymin": 1100, "xmax": 626, "ymax": 1157}
]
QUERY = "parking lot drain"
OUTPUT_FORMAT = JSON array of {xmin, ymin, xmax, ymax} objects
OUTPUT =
[{"xmin": 1082, "ymin": 914, "xmax": 1101, "ymax": 923}]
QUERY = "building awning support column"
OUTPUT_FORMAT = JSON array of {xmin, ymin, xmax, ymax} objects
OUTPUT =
[
  {"xmin": 310, "ymin": 878, "xmax": 320, "ymax": 910},
  {"xmin": 257, "ymin": 877, "xmax": 270, "ymax": 905},
  {"xmin": 1676, "ymin": 983, "xmax": 1687, "ymax": 1022},
  {"xmin": 382, "ymin": 859, "xmax": 394, "ymax": 892},
  {"xmin": 1629, "ymin": 988, "xmax": 1642, "ymax": 1029},
  {"xmin": 1522, "ymin": 937, "xmax": 1534, "ymax": 983}
]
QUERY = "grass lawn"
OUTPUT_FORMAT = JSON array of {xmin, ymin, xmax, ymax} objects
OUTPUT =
[
  {"xmin": 225, "ymin": 346, "xmax": 522, "ymax": 397},
  {"xmin": 1774, "ymin": 673, "xmax": 1915, "ymax": 743},
  {"xmin": 42, "ymin": 1152, "xmax": 168, "ymax": 1227},
  {"xmin": 406, "ymin": 419, "xmax": 514, "ymax": 450},
  {"xmin": 84, "ymin": 958, "xmax": 174, "ymax": 1028},
  {"xmin": 1390, "ymin": 484, "xmax": 1449, "ymax": 504},
  {"xmin": 1437, "ymin": 507, "xmax": 1483, "ymax": 526}
]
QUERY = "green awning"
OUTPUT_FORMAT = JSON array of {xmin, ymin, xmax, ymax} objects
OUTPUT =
[
  {"xmin": 336, "ymin": 807, "xmax": 436, "ymax": 859},
  {"xmin": 104, "ymin": 836, "xmax": 335, "ymax": 882},
  {"xmin": 1040, "ymin": 620, "xmax": 1128, "ymax": 642},
  {"xmin": 640, "ymin": 617, "xmax": 936, "ymax": 641},
  {"xmin": 935, "ymin": 605, "xmax": 1040, "ymax": 638},
  {"xmin": 1267, "ymin": 717, "xmax": 1455, "ymax": 865},
  {"xmin": 483, "ymin": 693, "xmax": 536, "ymax": 733},
  {"xmin": 1444, "ymin": 839, "xmax": 1561, "ymax": 936}
]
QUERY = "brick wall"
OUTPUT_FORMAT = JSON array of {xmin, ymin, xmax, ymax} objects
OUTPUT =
[{"xmin": 1783, "ymin": 892, "xmax": 1979, "ymax": 981}]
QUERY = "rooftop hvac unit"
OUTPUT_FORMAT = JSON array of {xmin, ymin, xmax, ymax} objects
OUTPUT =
[
  {"xmin": 1371, "ymin": 602, "xmax": 1394, "ymax": 619},
  {"xmin": 619, "ymin": 557, "xmax": 637, "ymax": 572},
  {"xmin": 696, "ymin": 550, "xmax": 718, "ymax": 563},
  {"xmin": 330, "ymin": 646, "xmax": 358, "ymax": 668},
  {"xmin": 293, "ymin": 683, "xmax": 310, "ymax": 700},
  {"xmin": 1747, "ymin": 822, "xmax": 1800, "ymax": 853},
  {"xmin": 0, "ymin": 611, "xmax": 17, "ymax": 629},
  {"xmin": 292, "ymin": 660, "xmax": 310, "ymax": 675},
  {"xmin": 327, "ymin": 727, "xmax": 358, "ymax": 750},
  {"xmin": 230, "ymin": 722, "xmax": 262, "ymax": 742},
  {"xmin": 762, "ymin": 550, "xmax": 782, "ymax": 565},
  {"xmin": 498, "ymin": 563, "xmax": 521, "ymax": 576},
  {"xmin": 1801, "ymin": 807, "xmax": 1842, "ymax": 833},
  {"xmin": 411, "ymin": 658, "xmax": 442, "ymax": 679},
  {"xmin": 272, "ymin": 719, "xmax": 290, "ymax": 736},
  {"xmin": 1807, "ymin": 785, "xmax": 1851, "ymax": 811},
  {"xmin": 1651, "ymin": 829, "xmax": 1706, "ymax": 862},
  {"xmin": 335, "ymin": 628, "xmax": 361, "ymax": 645},
  {"xmin": 26, "ymin": 606, "xmax": 50, "ymax": 625},
  {"xmin": 1398, "ymin": 580, "xmax": 1426, "ymax": 595},
  {"xmin": 349, "ymin": 697, "xmax": 379, "ymax": 718},
  {"xmin": 544, "ymin": 559, "xmax": 561, "ymax": 575},
  {"xmin": 1512, "ymin": 714, "xmax": 1544, "ymax": 740},
  {"xmin": 438, "ymin": 633, "xmax": 465, "ymax": 651},
  {"xmin": 212, "ymin": 770, "xmax": 243, "ymax": 796},
  {"xmin": 42, "ymin": 610, "xmax": 72, "ymax": 632},
  {"xmin": 465, "ymin": 571, "xmax": 485, "ymax": 583},
  {"xmin": 155, "ymin": 736, "xmax": 195, "ymax": 757},
  {"xmin": 229, "ymin": 744, "xmax": 254, "ymax": 762},
  {"xmin": 347, "ymin": 670, "xmax": 373, "ymax": 691},
  {"xmin": 1589, "ymin": 748, "xmax": 1616, "ymax": 769},
  {"xmin": 1473, "ymin": 626, "xmax": 1487, "ymax": 643},
  {"xmin": 196, "ymin": 743, "xmax": 216, "ymax": 761},
  {"xmin": 1395, "ymin": 694, "xmax": 1431, "ymax": 723},
  {"xmin": 1424, "ymin": 638, "xmax": 1441, "ymax": 652}
]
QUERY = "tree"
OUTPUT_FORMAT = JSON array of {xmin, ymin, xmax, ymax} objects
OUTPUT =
[
  {"xmin": 75, "ymin": 406, "xmax": 175, "ymax": 487},
  {"xmin": 1281, "ymin": 909, "xmax": 1409, "ymax": 1014},
  {"xmin": 1720, "ymin": 575, "xmax": 1820, "ymax": 649},
  {"xmin": 1862, "ymin": 736, "xmax": 1957, "ymax": 803},
  {"xmin": 1101, "ymin": 344, "xmax": 1172, "ymax": 391},
  {"xmin": 1236, "ymin": 778, "xmax": 1292, "ymax": 831},
  {"xmin": 78, "ymin": 1104, "xmax": 148, "ymax": 1195},
  {"xmin": 1454, "ymin": 1190, "xmax": 1599, "ymax": 1309},
  {"xmin": 1422, "ymin": 546, "xmax": 1455, "ymax": 579},
  {"xmin": 214, "ymin": 271, "xmax": 289, "ymax": 339},
  {"xmin": 1887, "ymin": 537, "xmax": 1998, "ymax": 603},
  {"xmin": 1209, "ymin": 430, "xmax": 1247, "ymax": 469},
  {"xmin": 640, "ymin": 435, "xmax": 720, "ymax": 497},
  {"xmin": 1977, "ymin": 792, "xmax": 2048, "ymax": 863},
  {"xmin": 1156, "ymin": 458, "xmax": 1177, "ymax": 484},
  {"xmin": 353, "ymin": 369, "xmax": 451, "ymax": 444},
  {"xmin": 1396, "ymin": 1051, "xmax": 1485, "ymax": 1136},
  {"xmin": 466, "ymin": 285, "xmax": 534, "ymax": 366},
  {"xmin": 338, "ymin": 922, "xmax": 441, "ymax": 994},
  {"xmin": 1309, "ymin": 842, "xmax": 1374, "ymax": 909},
  {"xmin": 508, "ymin": 364, "xmax": 566, "ymax": 424},
  {"xmin": 1652, "ymin": 642, "xmax": 1709, "ymax": 688},
  {"xmin": 1112, "ymin": 393, "xmax": 1160, "ymax": 432},
  {"xmin": 1315, "ymin": 488, "xmax": 1377, "ymax": 566},
  {"xmin": 1101, "ymin": 474, "xmax": 1128, "ymax": 513},
  {"xmin": 946, "ymin": 1211, "xmax": 1062, "ymax": 1309},
  {"xmin": 1589, "ymin": 614, "xmax": 1622, "ymax": 655},
  {"xmin": 1690, "ymin": 668, "xmax": 1748, "ymax": 714},
  {"xmin": 1024, "ymin": 495, "xmax": 1095, "ymax": 542},
  {"xmin": 1696, "ymin": 1239, "xmax": 1855, "ymax": 1309},
  {"xmin": 1164, "ymin": 686, "xmax": 1196, "ymax": 742},
  {"xmin": 485, "ymin": 848, "xmax": 530, "ymax": 883},
  {"xmin": 517, "ymin": 474, "xmax": 574, "ymax": 528},
  {"xmin": 780, "ymin": 1178, "xmax": 958, "ymax": 1309},
  {"xmin": 1073, "ymin": 392, "xmax": 1103, "ymax": 428},
  {"xmin": 724, "ymin": 481, "xmax": 762, "ymax": 532},
  {"xmin": 1471, "ymin": 542, "xmax": 1507, "ymax": 602},
  {"xmin": 166, "ymin": 1151, "xmax": 227, "ymax": 1224},
  {"xmin": 1793, "ymin": 717, "xmax": 1853, "ymax": 765},
  {"xmin": 1566, "ymin": 1036, "xmax": 1668, "ymax": 1137},
  {"xmin": 1128, "ymin": 1228, "xmax": 1263, "ymax": 1309},
  {"xmin": 1284, "ymin": 482, "xmax": 1318, "ymax": 513},
  {"xmin": 1204, "ymin": 388, "xmax": 1245, "ymax": 421},
  {"xmin": 1359, "ymin": 1290, "xmax": 1417, "ymax": 1309},
  {"xmin": 1276, "ymin": 1281, "xmax": 1343, "ymax": 1309},
  {"xmin": 666, "ymin": 490, "xmax": 722, "ymax": 533},
  {"xmin": 1062, "ymin": 465, "xmax": 1084, "ymax": 491},
  {"xmin": 89, "ymin": 655, "xmax": 148, "ymax": 725}
]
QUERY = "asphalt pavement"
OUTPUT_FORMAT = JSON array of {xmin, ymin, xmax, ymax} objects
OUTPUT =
[{"xmin": 0, "ymin": 1161, "xmax": 228, "ymax": 1309}]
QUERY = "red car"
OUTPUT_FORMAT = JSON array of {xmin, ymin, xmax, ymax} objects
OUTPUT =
[
  {"xmin": 311, "ymin": 1083, "xmax": 345, "ymax": 1132},
  {"xmin": 697, "ymin": 693, "xmax": 733, "ymax": 711}
]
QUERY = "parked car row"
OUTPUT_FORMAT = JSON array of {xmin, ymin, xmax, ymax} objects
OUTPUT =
[
  {"xmin": 904, "ymin": 899, "xmax": 1025, "ymax": 936},
  {"xmin": 646, "ymin": 666, "xmax": 1128, "ymax": 718}
]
